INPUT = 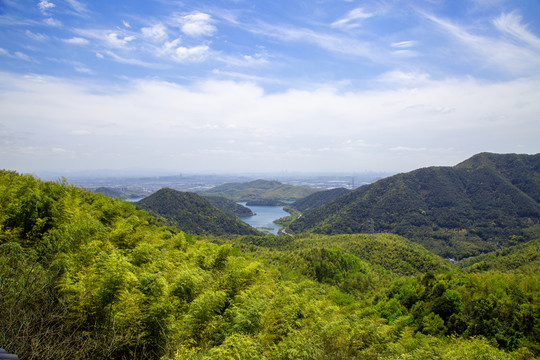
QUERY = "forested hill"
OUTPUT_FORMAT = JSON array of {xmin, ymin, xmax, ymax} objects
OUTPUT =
[
  {"xmin": 200, "ymin": 179, "xmax": 321, "ymax": 201},
  {"xmin": 289, "ymin": 187, "xmax": 351, "ymax": 214},
  {"xmin": 288, "ymin": 153, "xmax": 540, "ymax": 259},
  {"xmin": 204, "ymin": 195, "xmax": 255, "ymax": 217},
  {"xmin": 136, "ymin": 188, "xmax": 260, "ymax": 236},
  {"xmin": 1, "ymin": 170, "xmax": 539, "ymax": 359}
]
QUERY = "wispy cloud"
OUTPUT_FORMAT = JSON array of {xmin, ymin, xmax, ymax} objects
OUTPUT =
[
  {"xmin": 422, "ymin": 11, "xmax": 540, "ymax": 76},
  {"xmin": 249, "ymin": 22, "xmax": 379, "ymax": 60},
  {"xmin": 331, "ymin": 7, "xmax": 374, "ymax": 29},
  {"xmin": 0, "ymin": 48, "xmax": 33, "ymax": 61},
  {"xmin": 64, "ymin": 0, "xmax": 90, "ymax": 17},
  {"xmin": 38, "ymin": 0, "xmax": 55, "ymax": 15},
  {"xmin": 391, "ymin": 40, "xmax": 417, "ymax": 48},
  {"xmin": 100, "ymin": 50, "xmax": 157, "ymax": 67},
  {"xmin": 63, "ymin": 37, "xmax": 89, "ymax": 45},
  {"xmin": 26, "ymin": 30, "xmax": 49, "ymax": 41},
  {"xmin": 493, "ymin": 11, "xmax": 540, "ymax": 48}
]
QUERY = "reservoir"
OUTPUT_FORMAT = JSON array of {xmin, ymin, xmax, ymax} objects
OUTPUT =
[{"xmin": 238, "ymin": 202, "xmax": 289, "ymax": 235}]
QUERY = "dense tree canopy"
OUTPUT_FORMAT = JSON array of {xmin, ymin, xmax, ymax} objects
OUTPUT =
[
  {"xmin": 0, "ymin": 170, "xmax": 538, "ymax": 359},
  {"xmin": 287, "ymin": 153, "xmax": 540, "ymax": 259}
]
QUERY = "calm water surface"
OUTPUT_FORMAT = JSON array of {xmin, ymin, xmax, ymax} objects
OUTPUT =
[{"xmin": 238, "ymin": 202, "xmax": 289, "ymax": 235}]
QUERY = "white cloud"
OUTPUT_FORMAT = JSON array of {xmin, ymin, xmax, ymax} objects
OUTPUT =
[
  {"xmin": 44, "ymin": 17, "xmax": 62, "ymax": 27},
  {"xmin": 74, "ymin": 66, "xmax": 92, "ymax": 74},
  {"xmin": 14, "ymin": 52, "xmax": 31, "ymax": 61},
  {"xmin": 106, "ymin": 32, "xmax": 135, "ymax": 48},
  {"xmin": 101, "ymin": 50, "xmax": 156, "ymax": 67},
  {"xmin": 0, "ymin": 48, "xmax": 32, "ymax": 61},
  {"xmin": 331, "ymin": 7, "xmax": 374, "ymax": 29},
  {"xmin": 250, "ymin": 22, "xmax": 378, "ymax": 60},
  {"xmin": 64, "ymin": 0, "xmax": 89, "ymax": 16},
  {"xmin": 26, "ymin": 30, "xmax": 48, "ymax": 41},
  {"xmin": 142, "ymin": 23, "xmax": 168, "ymax": 42},
  {"xmin": 390, "ymin": 146, "xmax": 428, "ymax": 152},
  {"xmin": 63, "ymin": 37, "xmax": 89, "ymax": 45},
  {"xmin": 423, "ymin": 11, "xmax": 540, "ymax": 76},
  {"xmin": 391, "ymin": 40, "xmax": 417, "ymax": 48},
  {"xmin": 174, "ymin": 45, "xmax": 210, "ymax": 62},
  {"xmin": 376, "ymin": 70, "xmax": 431, "ymax": 85},
  {"xmin": 1, "ymin": 72, "xmax": 538, "ymax": 172},
  {"xmin": 493, "ymin": 12, "xmax": 540, "ymax": 48},
  {"xmin": 38, "ymin": 0, "xmax": 55, "ymax": 14},
  {"xmin": 123, "ymin": 20, "xmax": 131, "ymax": 28},
  {"xmin": 179, "ymin": 12, "xmax": 217, "ymax": 37}
]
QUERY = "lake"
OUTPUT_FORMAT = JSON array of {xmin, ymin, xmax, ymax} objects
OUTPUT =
[{"xmin": 237, "ymin": 202, "xmax": 289, "ymax": 235}]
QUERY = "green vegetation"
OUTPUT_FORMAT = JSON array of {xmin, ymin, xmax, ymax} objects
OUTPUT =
[
  {"xmin": 94, "ymin": 186, "xmax": 148, "ymax": 200},
  {"xmin": 136, "ymin": 188, "xmax": 261, "ymax": 236},
  {"xmin": 200, "ymin": 179, "xmax": 321, "ymax": 201},
  {"xmin": 1, "ymin": 169, "xmax": 538, "ymax": 359},
  {"xmin": 288, "ymin": 153, "xmax": 540, "ymax": 259},
  {"xmin": 204, "ymin": 195, "xmax": 255, "ymax": 217},
  {"xmin": 288, "ymin": 187, "xmax": 351, "ymax": 214},
  {"xmin": 459, "ymin": 238, "xmax": 539, "ymax": 272},
  {"xmin": 275, "ymin": 187, "xmax": 352, "ymax": 229}
]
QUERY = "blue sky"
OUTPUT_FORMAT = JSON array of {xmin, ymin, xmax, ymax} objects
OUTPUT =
[{"xmin": 1, "ymin": 0, "xmax": 539, "ymax": 174}]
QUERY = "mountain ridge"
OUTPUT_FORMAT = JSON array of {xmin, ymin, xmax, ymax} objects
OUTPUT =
[
  {"xmin": 200, "ymin": 179, "xmax": 321, "ymax": 201},
  {"xmin": 136, "ymin": 188, "xmax": 261, "ymax": 236},
  {"xmin": 288, "ymin": 153, "xmax": 540, "ymax": 259}
]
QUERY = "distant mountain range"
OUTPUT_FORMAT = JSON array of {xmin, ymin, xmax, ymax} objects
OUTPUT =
[
  {"xmin": 287, "ymin": 153, "xmax": 540, "ymax": 259},
  {"xmin": 199, "ymin": 179, "xmax": 321, "ymax": 201},
  {"xmin": 136, "ymin": 188, "xmax": 261, "ymax": 236}
]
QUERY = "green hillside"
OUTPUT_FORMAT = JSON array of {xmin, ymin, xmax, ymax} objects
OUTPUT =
[
  {"xmin": 200, "ymin": 179, "xmax": 321, "ymax": 201},
  {"xmin": 459, "ymin": 238, "xmax": 540, "ymax": 272},
  {"xmin": 0, "ymin": 170, "xmax": 538, "ymax": 359},
  {"xmin": 94, "ymin": 186, "xmax": 147, "ymax": 200},
  {"xmin": 136, "ymin": 188, "xmax": 260, "ymax": 236},
  {"xmin": 288, "ymin": 153, "xmax": 540, "ymax": 259},
  {"xmin": 289, "ymin": 187, "xmax": 351, "ymax": 214},
  {"xmin": 204, "ymin": 195, "xmax": 255, "ymax": 217}
]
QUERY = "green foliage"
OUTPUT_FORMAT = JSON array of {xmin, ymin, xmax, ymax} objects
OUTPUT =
[
  {"xmin": 136, "ymin": 188, "xmax": 261, "ymax": 236},
  {"xmin": 205, "ymin": 195, "xmax": 255, "ymax": 216},
  {"xmin": 289, "ymin": 187, "xmax": 351, "ymax": 214},
  {"xmin": 200, "ymin": 179, "xmax": 321, "ymax": 201},
  {"xmin": 288, "ymin": 153, "xmax": 540, "ymax": 259},
  {"xmin": 1, "ymin": 170, "xmax": 538, "ymax": 359},
  {"xmin": 459, "ymin": 238, "xmax": 540, "ymax": 272}
]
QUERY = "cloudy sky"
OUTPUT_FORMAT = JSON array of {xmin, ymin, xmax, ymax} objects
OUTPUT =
[{"xmin": 1, "ymin": 0, "xmax": 539, "ymax": 175}]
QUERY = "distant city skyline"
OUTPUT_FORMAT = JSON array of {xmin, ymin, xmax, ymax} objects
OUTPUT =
[{"xmin": 1, "ymin": 0, "xmax": 539, "ymax": 174}]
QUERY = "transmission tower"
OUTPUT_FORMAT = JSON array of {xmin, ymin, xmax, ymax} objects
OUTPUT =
[{"xmin": 368, "ymin": 218, "xmax": 374, "ymax": 239}]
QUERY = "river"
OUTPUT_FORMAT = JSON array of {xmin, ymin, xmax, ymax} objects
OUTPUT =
[{"xmin": 237, "ymin": 202, "xmax": 289, "ymax": 235}]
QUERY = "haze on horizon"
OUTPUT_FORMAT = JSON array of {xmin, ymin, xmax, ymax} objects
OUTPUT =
[{"xmin": 1, "ymin": 0, "xmax": 539, "ymax": 175}]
